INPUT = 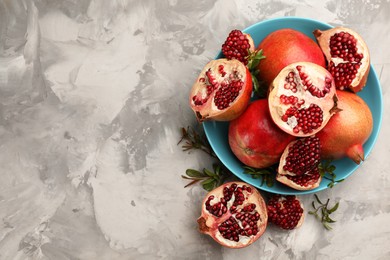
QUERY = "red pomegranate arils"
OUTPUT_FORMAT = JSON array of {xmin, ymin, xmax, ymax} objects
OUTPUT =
[
  {"xmin": 267, "ymin": 195, "xmax": 304, "ymax": 230},
  {"xmin": 277, "ymin": 136, "xmax": 322, "ymax": 190},
  {"xmin": 222, "ymin": 30, "xmax": 255, "ymax": 65}
]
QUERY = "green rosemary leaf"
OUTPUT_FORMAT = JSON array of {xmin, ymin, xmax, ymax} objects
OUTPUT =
[
  {"xmin": 252, "ymin": 74, "xmax": 260, "ymax": 95},
  {"xmin": 311, "ymin": 201, "xmax": 317, "ymax": 210},
  {"xmin": 202, "ymin": 178, "xmax": 216, "ymax": 191},
  {"xmin": 247, "ymin": 49, "xmax": 265, "ymax": 71},
  {"xmin": 323, "ymin": 222, "xmax": 332, "ymax": 230},
  {"xmin": 213, "ymin": 164, "xmax": 221, "ymax": 174},
  {"xmin": 310, "ymin": 194, "xmax": 339, "ymax": 230},
  {"xmin": 203, "ymin": 168, "xmax": 217, "ymax": 178},
  {"xmin": 325, "ymin": 216, "xmax": 337, "ymax": 223},
  {"xmin": 186, "ymin": 169, "xmax": 206, "ymax": 178},
  {"xmin": 314, "ymin": 194, "xmax": 323, "ymax": 205},
  {"xmin": 328, "ymin": 202, "xmax": 339, "ymax": 213}
]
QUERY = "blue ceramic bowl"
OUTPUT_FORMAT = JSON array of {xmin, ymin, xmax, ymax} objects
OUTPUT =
[{"xmin": 203, "ymin": 17, "xmax": 383, "ymax": 195}]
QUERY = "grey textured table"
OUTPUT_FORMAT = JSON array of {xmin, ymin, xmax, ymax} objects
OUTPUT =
[{"xmin": 0, "ymin": 0, "xmax": 389, "ymax": 259}]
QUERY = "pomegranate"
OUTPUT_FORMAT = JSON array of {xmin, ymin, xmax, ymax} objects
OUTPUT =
[
  {"xmin": 222, "ymin": 29, "xmax": 255, "ymax": 65},
  {"xmin": 276, "ymin": 136, "xmax": 322, "ymax": 190},
  {"xmin": 268, "ymin": 62, "xmax": 338, "ymax": 137},
  {"xmin": 267, "ymin": 195, "xmax": 304, "ymax": 230},
  {"xmin": 189, "ymin": 59, "xmax": 253, "ymax": 122},
  {"xmin": 256, "ymin": 28, "xmax": 326, "ymax": 87},
  {"xmin": 197, "ymin": 182, "xmax": 268, "ymax": 248},
  {"xmin": 228, "ymin": 99, "xmax": 296, "ymax": 168},
  {"xmin": 316, "ymin": 90, "xmax": 373, "ymax": 164},
  {"xmin": 314, "ymin": 27, "xmax": 370, "ymax": 93}
]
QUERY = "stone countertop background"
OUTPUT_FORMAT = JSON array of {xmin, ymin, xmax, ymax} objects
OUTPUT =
[{"xmin": 0, "ymin": 0, "xmax": 389, "ymax": 259}]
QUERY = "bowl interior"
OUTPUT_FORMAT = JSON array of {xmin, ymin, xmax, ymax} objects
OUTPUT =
[{"xmin": 203, "ymin": 17, "xmax": 383, "ymax": 195}]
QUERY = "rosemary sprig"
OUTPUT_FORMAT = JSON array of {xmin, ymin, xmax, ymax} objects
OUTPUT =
[
  {"xmin": 318, "ymin": 160, "xmax": 344, "ymax": 188},
  {"xmin": 178, "ymin": 126, "xmax": 216, "ymax": 158},
  {"xmin": 246, "ymin": 49, "xmax": 267, "ymax": 98},
  {"xmin": 182, "ymin": 164, "xmax": 228, "ymax": 191},
  {"xmin": 242, "ymin": 166, "xmax": 275, "ymax": 187},
  {"xmin": 309, "ymin": 194, "xmax": 340, "ymax": 230},
  {"xmin": 247, "ymin": 49, "xmax": 266, "ymax": 72}
]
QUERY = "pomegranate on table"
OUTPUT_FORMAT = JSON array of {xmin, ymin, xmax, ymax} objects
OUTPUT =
[
  {"xmin": 228, "ymin": 99, "xmax": 296, "ymax": 168},
  {"xmin": 268, "ymin": 62, "xmax": 338, "ymax": 137},
  {"xmin": 197, "ymin": 182, "xmax": 268, "ymax": 248},
  {"xmin": 267, "ymin": 195, "xmax": 304, "ymax": 230},
  {"xmin": 314, "ymin": 27, "xmax": 370, "ymax": 93},
  {"xmin": 276, "ymin": 136, "xmax": 322, "ymax": 190},
  {"xmin": 256, "ymin": 28, "xmax": 326, "ymax": 87},
  {"xmin": 222, "ymin": 29, "xmax": 255, "ymax": 65},
  {"xmin": 189, "ymin": 59, "xmax": 253, "ymax": 122},
  {"xmin": 316, "ymin": 90, "xmax": 373, "ymax": 164}
]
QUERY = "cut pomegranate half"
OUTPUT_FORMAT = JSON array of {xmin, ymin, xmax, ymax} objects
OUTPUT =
[
  {"xmin": 268, "ymin": 62, "xmax": 338, "ymax": 137},
  {"xmin": 197, "ymin": 182, "xmax": 268, "ymax": 248},
  {"xmin": 189, "ymin": 59, "xmax": 253, "ymax": 122},
  {"xmin": 276, "ymin": 136, "xmax": 322, "ymax": 190},
  {"xmin": 222, "ymin": 29, "xmax": 255, "ymax": 65},
  {"xmin": 314, "ymin": 27, "xmax": 370, "ymax": 93}
]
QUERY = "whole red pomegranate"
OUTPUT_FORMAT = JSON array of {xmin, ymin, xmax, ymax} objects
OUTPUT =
[
  {"xmin": 198, "ymin": 182, "xmax": 268, "ymax": 248},
  {"xmin": 316, "ymin": 90, "xmax": 373, "ymax": 164},
  {"xmin": 189, "ymin": 59, "xmax": 252, "ymax": 122},
  {"xmin": 268, "ymin": 62, "xmax": 338, "ymax": 137},
  {"xmin": 228, "ymin": 99, "xmax": 296, "ymax": 168},
  {"xmin": 314, "ymin": 27, "xmax": 370, "ymax": 93},
  {"xmin": 256, "ymin": 28, "xmax": 326, "ymax": 87},
  {"xmin": 276, "ymin": 136, "xmax": 322, "ymax": 190}
]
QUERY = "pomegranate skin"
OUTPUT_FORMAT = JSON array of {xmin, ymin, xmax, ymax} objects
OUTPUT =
[
  {"xmin": 256, "ymin": 29, "xmax": 326, "ymax": 87},
  {"xmin": 228, "ymin": 99, "xmax": 296, "ymax": 168},
  {"xmin": 316, "ymin": 90, "xmax": 373, "ymax": 164}
]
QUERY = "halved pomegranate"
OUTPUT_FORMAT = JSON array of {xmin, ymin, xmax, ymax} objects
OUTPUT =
[
  {"xmin": 197, "ymin": 182, "xmax": 268, "ymax": 248},
  {"xmin": 268, "ymin": 62, "xmax": 338, "ymax": 137},
  {"xmin": 314, "ymin": 27, "xmax": 370, "ymax": 93},
  {"xmin": 276, "ymin": 136, "xmax": 322, "ymax": 190},
  {"xmin": 267, "ymin": 195, "xmax": 304, "ymax": 230},
  {"xmin": 222, "ymin": 29, "xmax": 255, "ymax": 65},
  {"xmin": 189, "ymin": 59, "xmax": 253, "ymax": 122}
]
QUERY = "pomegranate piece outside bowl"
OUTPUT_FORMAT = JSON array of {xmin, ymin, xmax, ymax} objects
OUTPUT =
[{"xmin": 203, "ymin": 16, "xmax": 383, "ymax": 195}]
